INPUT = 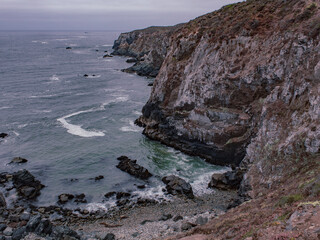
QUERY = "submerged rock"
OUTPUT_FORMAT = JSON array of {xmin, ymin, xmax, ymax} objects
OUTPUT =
[
  {"xmin": 162, "ymin": 175, "xmax": 194, "ymax": 199},
  {"xmin": 126, "ymin": 58, "xmax": 138, "ymax": 63},
  {"xmin": 12, "ymin": 170, "xmax": 44, "ymax": 200},
  {"xmin": 10, "ymin": 157, "xmax": 28, "ymax": 164},
  {"xmin": 83, "ymin": 74, "xmax": 89, "ymax": 77},
  {"xmin": 66, "ymin": 47, "xmax": 72, "ymax": 50},
  {"xmin": 103, "ymin": 54, "xmax": 113, "ymax": 58},
  {"xmin": 116, "ymin": 156, "xmax": 152, "ymax": 180}
]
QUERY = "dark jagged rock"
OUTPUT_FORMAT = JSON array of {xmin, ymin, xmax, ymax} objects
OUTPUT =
[
  {"xmin": 116, "ymin": 156, "xmax": 152, "ymax": 180},
  {"xmin": 83, "ymin": 74, "xmax": 89, "ymax": 77},
  {"xmin": 66, "ymin": 47, "xmax": 72, "ymax": 50},
  {"xmin": 35, "ymin": 219, "xmax": 52, "ymax": 236},
  {"xmin": 94, "ymin": 175, "xmax": 104, "ymax": 181},
  {"xmin": 10, "ymin": 157, "xmax": 28, "ymax": 164},
  {"xmin": 12, "ymin": 170, "xmax": 44, "ymax": 200},
  {"xmin": 74, "ymin": 193, "xmax": 87, "ymax": 203},
  {"xmin": 12, "ymin": 226, "xmax": 27, "ymax": 240},
  {"xmin": 103, "ymin": 54, "xmax": 113, "ymax": 58},
  {"xmin": 126, "ymin": 58, "xmax": 138, "ymax": 63},
  {"xmin": 116, "ymin": 192, "xmax": 131, "ymax": 199},
  {"xmin": 104, "ymin": 192, "xmax": 116, "ymax": 198},
  {"xmin": 0, "ymin": 133, "xmax": 8, "ymax": 139},
  {"xmin": 208, "ymin": 169, "xmax": 244, "ymax": 190},
  {"xmin": 50, "ymin": 226, "xmax": 80, "ymax": 239},
  {"xmin": 26, "ymin": 215, "xmax": 41, "ymax": 232},
  {"xmin": 162, "ymin": 175, "xmax": 194, "ymax": 199},
  {"xmin": 58, "ymin": 194, "xmax": 74, "ymax": 204}
]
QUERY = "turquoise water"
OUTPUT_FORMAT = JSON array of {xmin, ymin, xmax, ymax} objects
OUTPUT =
[{"xmin": 0, "ymin": 31, "xmax": 226, "ymax": 209}]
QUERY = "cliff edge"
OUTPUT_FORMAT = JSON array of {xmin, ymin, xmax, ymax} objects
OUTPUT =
[{"xmin": 114, "ymin": 0, "xmax": 320, "ymax": 239}]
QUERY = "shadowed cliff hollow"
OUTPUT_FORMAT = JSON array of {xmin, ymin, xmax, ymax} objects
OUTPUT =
[{"xmin": 114, "ymin": 0, "xmax": 320, "ymax": 238}]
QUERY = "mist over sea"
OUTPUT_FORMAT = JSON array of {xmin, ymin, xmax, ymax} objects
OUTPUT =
[{"xmin": 0, "ymin": 31, "xmax": 226, "ymax": 210}]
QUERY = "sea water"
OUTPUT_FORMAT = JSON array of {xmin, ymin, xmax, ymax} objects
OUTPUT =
[{"xmin": 0, "ymin": 31, "xmax": 227, "ymax": 210}]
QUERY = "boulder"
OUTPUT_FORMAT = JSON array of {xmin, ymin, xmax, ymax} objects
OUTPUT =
[
  {"xmin": 162, "ymin": 175, "xmax": 194, "ymax": 199},
  {"xmin": 26, "ymin": 215, "xmax": 41, "ymax": 232},
  {"xmin": 58, "ymin": 194, "xmax": 74, "ymax": 204},
  {"xmin": 10, "ymin": 157, "xmax": 28, "ymax": 164},
  {"xmin": 12, "ymin": 227, "xmax": 27, "ymax": 240},
  {"xmin": 95, "ymin": 175, "xmax": 104, "ymax": 181},
  {"xmin": 208, "ymin": 169, "xmax": 243, "ymax": 190},
  {"xmin": 104, "ymin": 233, "xmax": 116, "ymax": 240},
  {"xmin": 103, "ymin": 54, "xmax": 113, "ymax": 58},
  {"xmin": 0, "ymin": 133, "xmax": 8, "ymax": 139},
  {"xmin": 116, "ymin": 156, "xmax": 152, "ymax": 180},
  {"xmin": 66, "ymin": 47, "xmax": 72, "ymax": 50},
  {"xmin": 83, "ymin": 74, "xmax": 89, "ymax": 77},
  {"xmin": 12, "ymin": 170, "xmax": 44, "ymax": 199}
]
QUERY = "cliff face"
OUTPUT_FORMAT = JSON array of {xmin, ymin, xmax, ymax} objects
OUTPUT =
[
  {"xmin": 135, "ymin": 0, "xmax": 320, "ymax": 168},
  {"xmin": 112, "ymin": 25, "xmax": 182, "ymax": 77}
]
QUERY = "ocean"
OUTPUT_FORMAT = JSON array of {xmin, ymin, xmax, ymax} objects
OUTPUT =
[{"xmin": 0, "ymin": 31, "xmax": 226, "ymax": 210}]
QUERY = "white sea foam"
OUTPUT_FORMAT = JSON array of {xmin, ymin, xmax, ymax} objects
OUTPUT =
[
  {"xmin": 133, "ymin": 111, "xmax": 141, "ymax": 116},
  {"xmin": 13, "ymin": 131, "xmax": 20, "ymax": 136},
  {"xmin": 41, "ymin": 42, "xmax": 48, "ymax": 44},
  {"xmin": 87, "ymin": 75, "xmax": 101, "ymax": 79},
  {"xmin": 55, "ymin": 39, "xmax": 69, "ymax": 41},
  {"xmin": 102, "ymin": 44, "xmax": 113, "ymax": 47},
  {"xmin": 57, "ymin": 109, "xmax": 105, "ymax": 138},
  {"xmin": 49, "ymin": 75, "xmax": 60, "ymax": 81},
  {"xmin": 120, "ymin": 119, "xmax": 141, "ymax": 132},
  {"xmin": 30, "ymin": 94, "xmax": 59, "ymax": 98},
  {"xmin": 0, "ymin": 106, "xmax": 10, "ymax": 110},
  {"xmin": 32, "ymin": 40, "xmax": 39, "ymax": 43},
  {"xmin": 69, "ymin": 43, "xmax": 77, "ymax": 47},
  {"xmin": 100, "ymin": 95, "xmax": 129, "ymax": 109},
  {"xmin": 18, "ymin": 124, "xmax": 28, "ymax": 129}
]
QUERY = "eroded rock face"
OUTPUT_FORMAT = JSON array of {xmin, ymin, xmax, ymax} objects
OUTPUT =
[
  {"xmin": 112, "ymin": 25, "xmax": 183, "ymax": 77},
  {"xmin": 134, "ymin": 0, "xmax": 320, "ymax": 168}
]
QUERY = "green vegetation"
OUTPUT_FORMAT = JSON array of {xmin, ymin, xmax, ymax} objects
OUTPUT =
[{"xmin": 277, "ymin": 194, "xmax": 303, "ymax": 207}]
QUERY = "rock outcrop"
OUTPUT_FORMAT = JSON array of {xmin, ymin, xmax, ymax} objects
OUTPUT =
[
  {"xmin": 116, "ymin": 156, "xmax": 152, "ymax": 180},
  {"xmin": 162, "ymin": 175, "xmax": 194, "ymax": 199},
  {"xmin": 112, "ymin": 25, "xmax": 183, "ymax": 77},
  {"xmin": 134, "ymin": 0, "xmax": 320, "ymax": 168},
  {"xmin": 122, "ymin": 0, "xmax": 320, "ymax": 239}
]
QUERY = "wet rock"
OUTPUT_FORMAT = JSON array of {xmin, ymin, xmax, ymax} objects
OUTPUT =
[
  {"xmin": 26, "ymin": 215, "xmax": 41, "ymax": 232},
  {"xmin": 195, "ymin": 216, "xmax": 208, "ymax": 226},
  {"xmin": 103, "ymin": 54, "xmax": 113, "ymax": 58},
  {"xmin": 116, "ymin": 192, "xmax": 131, "ymax": 199},
  {"xmin": 12, "ymin": 170, "xmax": 44, "ymax": 199},
  {"xmin": 84, "ymin": 74, "xmax": 89, "ymax": 77},
  {"xmin": 173, "ymin": 215, "xmax": 183, "ymax": 222},
  {"xmin": 162, "ymin": 175, "xmax": 194, "ymax": 199},
  {"xmin": 94, "ymin": 175, "xmax": 104, "ymax": 181},
  {"xmin": 116, "ymin": 199, "xmax": 129, "ymax": 207},
  {"xmin": 116, "ymin": 156, "xmax": 152, "ymax": 180},
  {"xmin": 0, "ymin": 193, "xmax": 6, "ymax": 208},
  {"xmin": 0, "ymin": 133, "xmax": 8, "ymax": 139},
  {"xmin": 58, "ymin": 194, "xmax": 74, "ymax": 204},
  {"xmin": 208, "ymin": 169, "xmax": 243, "ymax": 190},
  {"xmin": 103, "ymin": 233, "xmax": 115, "ymax": 240},
  {"xmin": 126, "ymin": 58, "xmax": 138, "ymax": 63},
  {"xmin": 148, "ymin": 83, "xmax": 153, "ymax": 86},
  {"xmin": 74, "ymin": 194, "xmax": 87, "ymax": 203},
  {"xmin": 66, "ymin": 47, "xmax": 72, "ymax": 50},
  {"xmin": 136, "ymin": 184, "xmax": 146, "ymax": 189},
  {"xmin": 10, "ymin": 157, "xmax": 28, "ymax": 164},
  {"xmin": 9, "ymin": 215, "xmax": 20, "ymax": 222},
  {"xmin": 104, "ymin": 192, "xmax": 116, "ymax": 198},
  {"xmin": 12, "ymin": 226, "xmax": 26, "ymax": 240}
]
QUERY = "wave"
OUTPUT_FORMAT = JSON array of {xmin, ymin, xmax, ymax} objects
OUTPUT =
[
  {"xmin": 57, "ymin": 109, "xmax": 105, "ymax": 138},
  {"xmin": 100, "ymin": 95, "xmax": 129, "ymax": 109},
  {"xmin": 0, "ymin": 106, "xmax": 11, "ymax": 110},
  {"xmin": 120, "ymin": 119, "xmax": 141, "ymax": 132},
  {"xmin": 133, "ymin": 111, "xmax": 141, "ymax": 116},
  {"xmin": 55, "ymin": 39, "xmax": 69, "ymax": 41},
  {"xmin": 49, "ymin": 75, "xmax": 60, "ymax": 81},
  {"xmin": 102, "ymin": 44, "xmax": 113, "ymax": 47},
  {"xmin": 41, "ymin": 42, "xmax": 48, "ymax": 44},
  {"xmin": 30, "ymin": 94, "xmax": 60, "ymax": 98},
  {"xmin": 87, "ymin": 75, "xmax": 101, "ymax": 79}
]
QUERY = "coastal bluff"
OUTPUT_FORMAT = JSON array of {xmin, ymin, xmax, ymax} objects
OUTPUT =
[{"xmin": 114, "ymin": 0, "xmax": 320, "ymax": 239}]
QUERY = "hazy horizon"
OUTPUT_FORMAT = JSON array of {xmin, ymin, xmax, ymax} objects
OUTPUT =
[{"xmin": 0, "ymin": 0, "xmax": 242, "ymax": 31}]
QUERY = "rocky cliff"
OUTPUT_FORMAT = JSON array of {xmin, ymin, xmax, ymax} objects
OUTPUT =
[
  {"xmin": 112, "ymin": 25, "xmax": 183, "ymax": 77},
  {"xmin": 115, "ymin": 0, "xmax": 320, "ymax": 238}
]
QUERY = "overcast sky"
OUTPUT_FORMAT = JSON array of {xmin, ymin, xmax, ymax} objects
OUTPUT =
[{"xmin": 0, "ymin": 0, "xmax": 242, "ymax": 31}]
